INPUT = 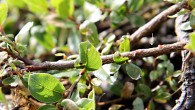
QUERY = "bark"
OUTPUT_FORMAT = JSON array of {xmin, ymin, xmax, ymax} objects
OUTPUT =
[{"xmin": 173, "ymin": 13, "xmax": 195, "ymax": 110}]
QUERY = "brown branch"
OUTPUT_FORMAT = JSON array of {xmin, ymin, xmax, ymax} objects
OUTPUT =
[
  {"xmin": 0, "ymin": 47, "xmax": 35, "ymax": 65},
  {"xmin": 26, "ymin": 41, "xmax": 187, "ymax": 71},
  {"xmin": 130, "ymin": 0, "xmax": 187, "ymax": 43}
]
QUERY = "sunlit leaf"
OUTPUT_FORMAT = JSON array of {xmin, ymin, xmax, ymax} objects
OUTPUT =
[
  {"xmin": 111, "ymin": 0, "xmax": 126, "ymax": 10},
  {"xmin": 113, "ymin": 51, "xmax": 129, "ymax": 63},
  {"xmin": 51, "ymin": 0, "xmax": 74, "ymax": 18},
  {"xmin": 0, "ymin": 87, "xmax": 6, "ymax": 104},
  {"xmin": 77, "ymin": 41, "xmax": 102, "ymax": 71},
  {"xmin": 0, "ymin": 51, "xmax": 8, "ymax": 64},
  {"xmin": 93, "ymin": 63, "xmax": 120, "ymax": 84},
  {"xmin": 2, "ymin": 75, "xmax": 19, "ymax": 87},
  {"xmin": 83, "ymin": 2, "xmax": 102, "ymax": 22},
  {"xmin": 23, "ymin": 0, "xmax": 48, "ymax": 14},
  {"xmin": 119, "ymin": 36, "xmax": 130, "ymax": 52},
  {"xmin": 76, "ymin": 98, "xmax": 92, "ymax": 108},
  {"xmin": 61, "ymin": 99, "xmax": 79, "ymax": 110},
  {"xmin": 190, "ymin": 14, "xmax": 195, "ymax": 29},
  {"xmin": 28, "ymin": 73, "xmax": 65, "ymax": 103},
  {"xmin": 0, "ymin": 1, "xmax": 8, "ymax": 25},
  {"xmin": 79, "ymin": 21, "xmax": 99, "ymax": 46}
]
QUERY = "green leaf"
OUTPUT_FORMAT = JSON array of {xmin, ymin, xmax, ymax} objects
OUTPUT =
[
  {"xmin": 154, "ymin": 92, "xmax": 171, "ymax": 103},
  {"xmin": 0, "ymin": 51, "xmax": 8, "ymax": 64},
  {"xmin": 0, "ymin": 87, "xmax": 6, "ymax": 104},
  {"xmin": 119, "ymin": 36, "xmax": 130, "ymax": 52},
  {"xmin": 7, "ymin": 0, "xmax": 25, "ymax": 8},
  {"xmin": 132, "ymin": 97, "xmax": 144, "ymax": 110},
  {"xmin": 147, "ymin": 100, "xmax": 155, "ymax": 110},
  {"xmin": 77, "ymin": 41, "xmax": 102, "ymax": 71},
  {"xmin": 0, "ymin": 1, "xmax": 8, "ymax": 25},
  {"xmin": 91, "ymin": 78, "xmax": 102, "ymax": 86},
  {"xmin": 23, "ymin": 0, "xmax": 48, "ymax": 14},
  {"xmin": 135, "ymin": 84, "xmax": 152, "ymax": 97},
  {"xmin": 15, "ymin": 22, "xmax": 33, "ymax": 44},
  {"xmin": 2, "ymin": 75, "xmax": 19, "ymax": 87},
  {"xmin": 128, "ymin": 0, "xmax": 144, "ymax": 11},
  {"xmin": 188, "ymin": 0, "xmax": 195, "ymax": 8},
  {"xmin": 76, "ymin": 98, "xmax": 92, "ymax": 108},
  {"xmin": 79, "ymin": 21, "xmax": 99, "ymax": 46},
  {"xmin": 61, "ymin": 99, "xmax": 79, "ymax": 110},
  {"xmin": 83, "ymin": 2, "xmax": 102, "ymax": 22},
  {"xmin": 38, "ymin": 105, "xmax": 57, "ymax": 110},
  {"xmin": 149, "ymin": 70, "xmax": 161, "ymax": 81},
  {"xmin": 185, "ymin": 32, "xmax": 195, "ymax": 52},
  {"xmin": 31, "ymin": 25, "xmax": 55, "ymax": 50},
  {"xmin": 21, "ymin": 73, "xmax": 30, "ymax": 88},
  {"xmin": 68, "ymin": 29, "xmax": 81, "ymax": 53},
  {"xmin": 111, "ymin": 0, "xmax": 126, "ymax": 10},
  {"xmin": 93, "ymin": 63, "xmax": 120, "ymax": 84},
  {"xmin": 125, "ymin": 63, "xmax": 141, "ymax": 80},
  {"xmin": 28, "ymin": 73, "xmax": 65, "ymax": 103},
  {"xmin": 190, "ymin": 14, "xmax": 195, "ymax": 29},
  {"xmin": 113, "ymin": 51, "xmax": 129, "ymax": 63},
  {"xmin": 87, "ymin": 89, "xmax": 95, "ymax": 110},
  {"xmin": 51, "ymin": 0, "xmax": 74, "ymax": 18}
]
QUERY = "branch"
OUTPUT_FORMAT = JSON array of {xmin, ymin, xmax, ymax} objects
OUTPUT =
[
  {"xmin": 0, "ymin": 47, "xmax": 35, "ymax": 65},
  {"xmin": 130, "ymin": 0, "xmax": 187, "ymax": 43},
  {"xmin": 26, "ymin": 41, "xmax": 187, "ymax": 71}
]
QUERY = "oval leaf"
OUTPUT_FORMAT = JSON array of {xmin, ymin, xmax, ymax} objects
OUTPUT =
[
  {"xmin": 133, "ymin": 97, "xmax": 144, "ymax": 110},
  {"xmin": 61, "ymin": 99, "xmax": 79, "ymax": 110},
  {"xmin": 78, "ymin": 41, "xmax": 102, "ymax": 71},
  {"xmin": 28, "ymin": 73, "xmax": 65, "ymax": 103},
  {"xmin": 125, "ymin": 63, "xmax": 141, "ymax": 80}
]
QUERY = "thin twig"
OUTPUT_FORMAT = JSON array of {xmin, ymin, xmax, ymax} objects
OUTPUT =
[
  {"xmin": 130, "ymin": 0, "xmax": 187, "ymax": 43},
  {"xmin": 0, "ymin": 47, "xmax": 35, "ymax": 65},
  {"xmin": 26, "ymin": 41, "xmax": 187, "ymax": 71}
]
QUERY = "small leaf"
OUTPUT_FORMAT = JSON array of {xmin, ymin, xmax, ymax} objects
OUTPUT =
[
  {"xmin": 23, "ymin": 0, "xmax": 48, "ymax": 14},
  {"xmin": 111, "ymin": 0, "xmax": 126, "ymax": 10},
  {"xmin": 0, "ymin": 1, "xmax": 8, "ymax": 25},
  {"xmin": 93, "ymin": 63, "xmax": 120, "ymax": 84},
  {"xmin": 185, "ymin": 32, "xmax": 195, "ymax": 52},
  {"xmin": 0, "ymin": 51, "xmax": 8, "ymax": 64},
  {"xmin": 91, "ymin": 78, "xmax": 102, "ymax": 86},
  {"xmin": 147, "ymin": 100, "xmax": 155, "ymax": 110},
  {"xmin": 154, "ymin": 92, "xmax": 171, "ymax": 103},
  {"xmin": 61, "ymin": 99, "xmax": 79, "ymax": 110},
  {"xmin": 77, "ymin": 41, "xmax": 102, "ymax": 71},
  {"xmin": 28, "ymin": 73, "xmax": 65, "ymax": 103},
  {"xmin": 67, "ymin": 29, "xmax": 81, "ymax": 53},
  {"xmin": 113, "ymin": 51, "xmax": 129, "ymax": 63},
  {"xmin": 135, "ymin": 84, "xmax": 152, "ymax": 97},
  {"xmin": 76, "ymin": 98, "xmax": 92, "ymax": 108},
  {"xmin": 83, "ymin": 2, "xmax": 102, "ymax": 22},
  {"xmin": 125, "ymin": 63, "xmax": 141, "ymax": 80},
  {"xmin": 132, "ymin": 97, "xmax": 144, "ymax": 110},
  {"xmin": 119, "ymin": 36, "xmax": 130, "ymax": 52},
  {"xmin": 51, "ymin": 0, "xmax": 74, "ymax": 18},
  {"xmin": 2, "ymin": 75, "xmax": 19, "ymax": 87},
  {"xmin": 190, "ymin": 14, "xmax": 195, "ymax": 29},
  {"xmin": 87, "ymin": 89, "xmax": 95, "ymax": 110},
  {"xmin": 15, "ymin": 22, "xmax": 33, "ymax": 44},
  {"xmin": 79, "ymin": 21, "xmax": 99, "ymax": 46},
  {"xmin": 0, "ymin": 87, "xmax": 6, "ymax": 103},
  {"xmin": 38, "ymin": 105, "xmax": 57, "ymax": 110}
]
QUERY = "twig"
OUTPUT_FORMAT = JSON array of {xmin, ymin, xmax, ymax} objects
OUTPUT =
[
  {"xmin": 97, "ymin": 94, "xmax": 144, "ymax": 106},
  {"xmin": 0, "ymin": 47, "xmax": 35, "ymax": 65},
  {"xmin": 130, "ymin": 0, "xmax": 187, "ymax": 43},
  {"xmin": 26, "ymin": 41, "xmax": 187, "ymax": 71}
]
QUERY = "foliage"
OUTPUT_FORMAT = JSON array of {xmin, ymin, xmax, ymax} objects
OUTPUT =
[{"xmin": 0, "ymin": 0, "xmax": 192, "ymax": 110}]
